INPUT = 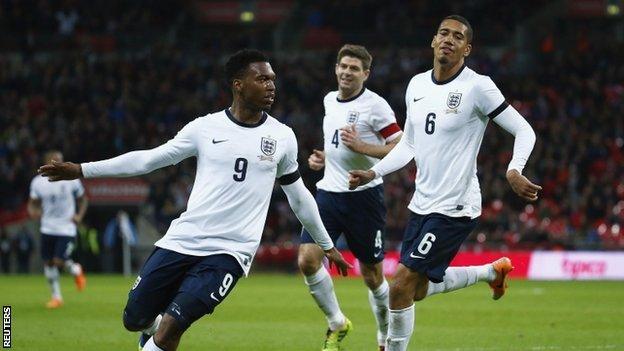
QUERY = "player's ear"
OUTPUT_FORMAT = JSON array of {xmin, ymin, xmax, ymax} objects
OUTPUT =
[
  {"xmin": 335, "ymin": 63, "xmax": 340, "ymax": 75},
  {"xmin": 362, "ymin": 69, "xmax": 370, "ymax": 82},
  {"xmin": 232, "ymin": 78, "xmax": 243, "ymax": 93},
  {"xmin": 431, "ymin": 36, "xmax": 436, "ymax": 49},
  {"xmin": 463, "ymin": 43, "xmax": 472, "ymax": 57}
]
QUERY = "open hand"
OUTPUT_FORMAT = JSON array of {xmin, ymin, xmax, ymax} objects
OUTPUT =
[
  {"xmin": 38, "ymin": 161, "xmax": 83, "ymax": 181},
  {"xmin": 506, "ymin": 169, "xmax": 542, "ymax": 201},
  {"xmin": 324, "ymin": 247, "xmax": 353, "ymax": 276},
  {"xmin": 348, "ymin": 169, "xmax": 376, "ymax": 190},
  {"xmin": 308, "ymin": 149, "xmax": 325, "ymax": 171}
]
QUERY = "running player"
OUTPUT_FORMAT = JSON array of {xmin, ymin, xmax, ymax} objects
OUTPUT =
[
  {"xmin": 39, "ymin": 49, "xmax": 352, "ymax": 351},
  {"xmin": 299, "ymin": 44, "xmax": 402, "ymax": 351},
  {"xmin": 348, "ymin": 15, "xmax": 541, "ymax": 351},
  {"xmin": 28, "ymin": 150, "xmax": 88, "ymax": 308}
]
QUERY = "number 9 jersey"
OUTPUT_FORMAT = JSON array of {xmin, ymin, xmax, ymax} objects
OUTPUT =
[{"xmin": 82, "ymin": 109, "xmax": 300, "ymax": 276}]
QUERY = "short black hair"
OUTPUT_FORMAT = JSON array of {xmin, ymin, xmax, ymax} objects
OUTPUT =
[
  {"xmin": 225, "ymin": 49, "xmax": 269, "ymax": 86},
  {"xmin": 441, "ymin": 15, "xmax": 473, "ymax": 43}
]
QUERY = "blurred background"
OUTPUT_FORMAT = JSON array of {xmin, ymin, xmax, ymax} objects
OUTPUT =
[{"xmin": 1, "ymin": 0, "xmax": 623, "ymax": 277}]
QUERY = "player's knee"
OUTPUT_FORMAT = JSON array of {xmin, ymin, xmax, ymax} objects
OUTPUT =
[
  {"xmin": 297, "ymin": 245, "xmax": 323, "ymax": 275},
  {"xmin": 360, "ymin": 263, "xmax": 383, "ymax": 289},
  {"xmin": 51, "ymin": 258, "xmax": 64, "ymax": 268},
  {"xmin": 122, "ymin": 305, "xmax": 153, "ymax": 332}
]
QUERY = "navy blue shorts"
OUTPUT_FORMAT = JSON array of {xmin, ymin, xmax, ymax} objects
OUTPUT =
[
  {"xmin": 41, "ymin": 233, "xmax": 76, "ymax": 261},
  {"xmin": 301, "ymin": 185, "xmax": 386, "ymax": 264},
  {"xmin": 400, "ymin": 212, "xmax": 477, "ymax": 283},
  {"xmin": 125, "ymin": 248, "xmax": 244, "ymax": 330}
]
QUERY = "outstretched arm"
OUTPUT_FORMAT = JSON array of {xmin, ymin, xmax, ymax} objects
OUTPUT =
[
  {"xmin": 281, "ymin": 178, "xmax": 352, "ymax": 275},
  {"xmin": 39, "ymin": 119, "xmax": 199, "ymax": 181},
  {"xmin": 492, "ymin": 105, "xmax": 542, "ymax": 201}
]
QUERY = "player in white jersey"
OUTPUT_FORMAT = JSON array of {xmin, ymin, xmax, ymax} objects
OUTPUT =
[
  {"xmin": 27, "ymin": 150, "xmax": 88, "ymax": 309},
  {"xmin": 299, "ymin": 44, "xmax": 402, "ymax": 351},
  {"xmin": 349, "ymin": 16, "xmax": 542, "ymax": 350},
  {"xmin": 39, "ymin": 50, "xmax": 351, "ymax": 351}
]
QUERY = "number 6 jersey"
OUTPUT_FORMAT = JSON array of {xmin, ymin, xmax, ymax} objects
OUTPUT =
[{"xmin": 403, "ymin": 65, "xmax": 510, "ymax": 219}]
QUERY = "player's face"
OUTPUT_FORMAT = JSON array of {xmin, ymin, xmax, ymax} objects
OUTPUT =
[
  {"xmin": 335, "ymin": 56, "xmax": 369, "ymax": 93},
  {"xmin": 236, "ymin": 62, "xmax": 276, "ymax": 111},
  {"xmin": 45, "ymin": 152, "xmax": 63, "ymax": 164},
  {"xmin": 431, "ymin": 19, "xmax": 472, "ymax": 66}
]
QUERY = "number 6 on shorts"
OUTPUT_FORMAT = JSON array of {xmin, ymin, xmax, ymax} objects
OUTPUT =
[{"xmin": 417, "ymin": 233, "xmax": 436, "ymax": 255}]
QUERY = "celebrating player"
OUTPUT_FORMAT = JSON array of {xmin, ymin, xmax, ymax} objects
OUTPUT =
[
  {"xmin": 28, "ymin": 150, "xmax": 88, "ymax": 309},
  {"xmin": 348, "ymin": 15, "xmax": 541, "ymax": 351},
  {"xmin": 39, "ymin": 49, "xmax": 352, "ymax": 351},
  {"xmin": 299, "ymin": 44, "xmax": 402, "ymax": 351}
]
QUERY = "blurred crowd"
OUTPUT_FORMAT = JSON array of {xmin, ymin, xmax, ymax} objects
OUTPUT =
[{"xmin": 1, "ymin": 0, "xmax": 623, "ymax": 253}]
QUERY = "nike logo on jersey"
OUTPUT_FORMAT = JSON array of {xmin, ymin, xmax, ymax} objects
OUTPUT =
[
  {"xmin": 212, "ymin": 138, "xmax": 228, "ymax": 144},
  {"xmin": 413, "ymin": 97, "xmax": 425, "ymax": 102},
  {"xmin": 210, "ymin": 292, "xmax": 221, "ymax": 302},
  {"xmin": 409, "ymin": 252, "xmax": 426, "ymax": 259}
]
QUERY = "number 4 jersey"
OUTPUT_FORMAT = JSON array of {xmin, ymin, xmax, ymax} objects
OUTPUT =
[
  {"xmin": 317, "ymin": 88, "xmax": 401, "ymax": 193},
  {"xmin": 404, "ymin": 65, "xmax": 509, "ymax": 219},
  {"xmin": 81, "ymin": 109, "xmax": 299, "ymax": 275}
]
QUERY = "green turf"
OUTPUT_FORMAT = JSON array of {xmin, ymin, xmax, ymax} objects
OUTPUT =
[{"xmin": 0, "ymin": 274, "xmax": 622, "ymax": 350}]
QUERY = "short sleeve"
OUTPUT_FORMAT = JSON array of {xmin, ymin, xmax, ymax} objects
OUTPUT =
[
  {"xmin": 370, "ymin": 97, "xmax": 401, "ymax": 139},
  {"xmin": 276, "ymin": 129, "xmax": 299, "ymax": 179},
  {"xmin": 475, "ymin": 76, "xmax": 507, "ymax": 118},
  {"xmin": 29, "ymin": 178, "xmax": 40, "ymax": 199},
  {"xmin": 73, "ymin": 180, "xmax": 85, "ymax": 197}
]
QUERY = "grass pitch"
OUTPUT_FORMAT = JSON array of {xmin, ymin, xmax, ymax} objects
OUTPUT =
[{"xmin": 0, "ymin": 274, "xmax": 622, "ymax": 350}]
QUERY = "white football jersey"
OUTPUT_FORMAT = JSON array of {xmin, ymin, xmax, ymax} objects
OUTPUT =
[
  {"xmin": 317, "ymin": 88, "xmax": 401, "ymax": 192},
  {"xmin": 404, "ymin": 65, "xmax": 508, "ymax": 218},
  {"xmin": 147, "ymin": 110, "xmax": 298, "ymax": 275},
  {"xmin": 29, "ymin": 175, "xmax": 85, "ymax": 237}
]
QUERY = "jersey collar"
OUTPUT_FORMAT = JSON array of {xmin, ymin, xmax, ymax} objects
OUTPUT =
[
  {"xmin": 225, "ymin": 108, "xmax": 268, "ymax": 128},
  {"xmin": 431, "ymin": 64, "xmax": 466, "ymax": 85},
  {"xmin": 336, "ymin": 87, "xmax": 366, "ymax": 103}
]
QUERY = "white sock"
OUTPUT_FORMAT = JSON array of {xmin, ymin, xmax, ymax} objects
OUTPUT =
[
  {"xmin": 64, "ymin": 260, "xmax": 82, "ymax": 276},
  {"xmin": 304, "ymin": 267, "xmax": 346, "ymax": 331},
  {"xmin": 426, "ymin": 265, "xmax": 494, "ymax": 297},
  {"xmin": 142, "ymin": 314, "xmax": 162, "ymax": 336},
  {"xmin": 386, "ymin": 304, "xmax": 414, "ymax": 351},
  {"xmin": 368, "ymin": 279, "xmax": 389, "ymax": 346},
  {"xmin": 143, "ymin": 336, "xmax": 165, "ymax": 351},
  {"xmin": 44, "ymin": 265, "xmax": 62, "ymax": 300}
]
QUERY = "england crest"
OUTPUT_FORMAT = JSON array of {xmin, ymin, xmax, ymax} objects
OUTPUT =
[
  {"xmin": 261, "ymin": 137, "xmax": 277, "ymax": 156},
  {"xmin": 447, "ymin": 92, "xmax": 462, "ymax": 109},
  {"xmin": 347, "ymin": 111, "xmax": 359, "ymax": 124}
]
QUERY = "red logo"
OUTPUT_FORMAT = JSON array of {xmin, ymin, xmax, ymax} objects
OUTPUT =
[{"xmin": 562, "ymin": 259, "xmax": 606, "ymax": 277}]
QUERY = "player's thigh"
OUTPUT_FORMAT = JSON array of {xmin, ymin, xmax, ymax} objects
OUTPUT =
[
  {"xmin": 342, "ymin": 186, "xmax": 387, "ymax": 264},
  {"xmin": 170, "ymin": 254, "xmax": 244, "ymax": 330},
  {"xmin": 124, "ymin": 248, "xmax": 194, "ymax": 328},
  {"xmin": 40, "ymin": 233, "xmax": 56, "ymax": 262},
  {"xmin": 400, "ymin": 212, "xmax": 477, "ymax": 283},
  {"xmin": 300, "ymin": 189, "xmax": 344, "ymax": 246},
  {"xmin": 53, "ymin": 235, "xmax": 75, "ymax": 261}
]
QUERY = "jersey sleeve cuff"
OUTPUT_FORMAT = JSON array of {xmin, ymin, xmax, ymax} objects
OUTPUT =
[
  {"xmin": 277, "ymin": 170, "xmax": 301, "ymax": 185},
  {"xmin": 80, "ymin": 163, "xmax": 93, "ymax": 178}
]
